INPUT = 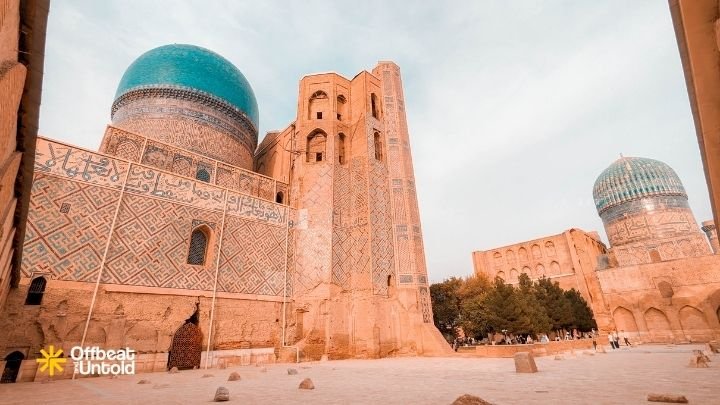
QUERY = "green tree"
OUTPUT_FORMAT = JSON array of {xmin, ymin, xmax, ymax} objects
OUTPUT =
[
  {"xmin": 533, "ymin": 276, "xmax": 573, "ymax": 330},
  {"xmin": 514, "ymin": 273, "xmax": 552, "ymax": 335},
  {"xmin": 564, "ymin": 289, "xmax": 597, "ymax": 331},
  {"xmin": 429, "ymin": 277, "xmax": 463, "ymax": 339}
]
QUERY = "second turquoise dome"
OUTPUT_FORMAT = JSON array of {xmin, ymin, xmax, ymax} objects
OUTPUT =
[
  {"xmin": 593, "ymin": 156, "xmax": 687, "ymax": 214},
  {"xmin": 114, "ymin": 44, "xmax": 259, "ymax": 128}
]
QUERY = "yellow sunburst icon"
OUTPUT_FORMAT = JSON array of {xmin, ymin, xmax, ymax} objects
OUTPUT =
[{"xmin": 36, "ymin": 345, "xmax": 66, "ymax": 376}]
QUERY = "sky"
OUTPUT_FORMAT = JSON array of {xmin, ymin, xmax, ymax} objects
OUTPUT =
[{"xmin": 39, "ymin": 1, "xmax": 711, "ymax": 283}]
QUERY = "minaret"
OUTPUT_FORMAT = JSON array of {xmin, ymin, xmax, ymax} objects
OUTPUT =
[{"xmin": 372, "ymin": 62, "xmax": 433, "ymax": 324}]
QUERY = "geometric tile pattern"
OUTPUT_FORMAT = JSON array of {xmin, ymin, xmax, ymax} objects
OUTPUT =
[
  {"xmin": 294, "ymin": 162, "xmax": 333, "ymax": 295},
  {"xmin": 21, "ymin": 174, "xmax": 119, "ymax": 281},
  {"xmin": 100, "ymin": 127, "xmax": 288, "ymax": 204},
  {"xmin": 369, "ymin": 157, "xmax": 395, "ymax": 296},
  {"xmin": 103, "ymin": 193, "xmax": 221, "ymax": 290},
  {"xmin": 26, "ymin": 139, "xmax": 294, "ymax": 296},
  {"xmin": 217, "ymin": 215, "xmax": 287, "ymax": 296},
  {"xmin": 419, "ymin": 286, "xmax": 432, "ymax": 323}
]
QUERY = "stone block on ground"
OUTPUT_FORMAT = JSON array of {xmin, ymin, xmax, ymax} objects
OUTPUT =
[
  {"xmin": 287, "ymin": 368, "xmax": 298, "ymax": 375},
  {"xmin": 299, "ymin": 378, "xmax": 315, "ymax": 390},
  {"xmin": 647, "ymin": 393, "xmax": 688, "ymax": 403},
  {"xmin": 137, "ymin": 379, "xmax": 151, "ymax": 384},
  {"xmin": 214, "ymin": 386, "xmax": 230, "ymax": 402},
  {"xmin": 228, "ymin": 372, "xmax": 241, "ymax": 381},
  {"xmin": 451, "ymin": 394, "xmax": 494, "ymax": 405},
  {"xmin": 688, "ymin": 353, "xmax": 709, "ymax": 368},
  {"xmin": 692, "ymin": 349, "xmax": 711, "ymax": 362},
  {"xmin": 513, "ymin": 352, "xmax": 538, "ymax": 373},
  {"xmin": 168, "ymin": 367, "xmax": 179, "ymax": 374},
  {"xmin": 708, "ymin": 342, "xmax": 720, "ymax": 353},
  {"xmin": 554, "ymin": 355, "xmax": 563, "ymax": 361}
]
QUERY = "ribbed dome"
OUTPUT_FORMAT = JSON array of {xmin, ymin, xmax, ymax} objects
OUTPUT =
[
  {"xmin": 113, "ymin": 44, "xmax": 258, "ymax": 128},
  {"xmin": 593, "ymin": 156, "xmax": 687, "ymax": 214}
]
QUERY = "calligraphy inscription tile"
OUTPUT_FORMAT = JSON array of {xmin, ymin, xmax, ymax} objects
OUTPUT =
[
  {"xmin": 34, "ymin": 139, "xmax": 129, "ymax": 190},
  {"xmin": 226, "ymin": 191, "xmax": 287, "ymax": 226},
  {"xmin": 124, "ymin": 164, "xmax": 226, "ymax": 211}
]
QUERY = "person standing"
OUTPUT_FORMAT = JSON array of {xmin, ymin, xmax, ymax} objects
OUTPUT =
[
  {"xmin": 592, "ymin": 331, "xmax": 597, "ymax": 351},
  {"xmin": 608, "ymin": 332, "xmax": 616, "ymax": 349},
  {"xmin": 621, "ymin": 330, "xmax": 632, "ymax": 346},
  {"xmin": 612, "ymin": 330, "xmax": 620, "ymax": 349}
]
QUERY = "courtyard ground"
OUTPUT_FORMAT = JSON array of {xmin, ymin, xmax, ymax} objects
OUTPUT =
[{"xmin": 0, "ymin": 344, "xmax": 718, "ymax": 404}]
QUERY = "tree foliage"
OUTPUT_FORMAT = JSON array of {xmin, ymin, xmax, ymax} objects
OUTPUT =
[{"xmin": 430, "ymin": 274, "xmax": 597, "ymax": 339}]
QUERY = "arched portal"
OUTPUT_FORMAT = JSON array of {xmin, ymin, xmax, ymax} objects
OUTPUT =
[
  {"xmin": 679, "ymin": 306, "xmax": 712, "ymax": 341},
  {"xmin": 1, "ymin": 351, "xmax": 24, "ymax": 383},
  {"xmin": 612, "ymin": 306, "xmax": 639, "ymax": 335},
  {"xmin": 167, "ymin": 323, "xmax": 203, "ymax": 370},
  {"xmin": 644, "ymin": 307, "xmax": 673, "ymax": 342}
]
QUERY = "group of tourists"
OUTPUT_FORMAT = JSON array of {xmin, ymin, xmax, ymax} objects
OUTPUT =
[{"xmin": 607, "ymin": 329, "xmax": 632, "ymax": 349}]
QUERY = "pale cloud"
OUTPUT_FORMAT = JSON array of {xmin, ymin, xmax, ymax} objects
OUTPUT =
[{"xmin": 39, "ymin": 1, "xmax": 712, "ymax": 283}]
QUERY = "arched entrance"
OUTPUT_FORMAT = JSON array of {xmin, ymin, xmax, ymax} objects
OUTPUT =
[
  {"xmin": 167, "ymin": 323, "xmax": 203, "ymax": 370},
  {"xmin": 1, "ymin": 351, "xmax": 24, "ymax": 383},
  {"xmin": 167, "ymin": 303, "xmax": 203, "ymax": 370},
  {"xmin": 612, "ymin": 306, "xmax": 639, "ymax": 337},
  {"xmin": 644, "ymin": 307, "xmax": 673, "ymax": 342},
  {"xmin": 679, "ymin": 306, "xmax": 711, "ymax": 341}
]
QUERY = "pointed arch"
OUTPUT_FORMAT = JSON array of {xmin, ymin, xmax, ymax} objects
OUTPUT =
[
  {"xmin": 373, "ymin": 131, "xmax": 383, "ymax": 162},
  {"xmin": 679, "ymin": 305, "xmax": 711, "ymax": 341},
  {"xmin": 307, "ymin": 129, "xmax": 327, "ymax": 163},
  {"xmin": 1, "ymin": 351, "xmax": 24, "ymax": 383},
  {"xmin": 371, "ymin": 93, "xmax": 380, "ymax": 118},
  {"xmin": 337, "ymin": 133, "xmax": 347, "ymax": 164},
  {"xmin": 308, "ymin": 90, "xmax": 328, "ymax": 120},
  {"xmin": 612, "ymin": 306, "xmax": 639, "ymax": 334},
  {"xmin": 644, "ymin": 307, "xmax": 673, "ymax": 342}
]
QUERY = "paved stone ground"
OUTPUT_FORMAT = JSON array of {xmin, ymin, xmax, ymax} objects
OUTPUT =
[{"xmin": 0, "ymin": 344, "xmax": 718, "ymax": 404}]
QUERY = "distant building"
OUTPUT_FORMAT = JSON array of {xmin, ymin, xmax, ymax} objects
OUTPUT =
[{"xmin": 474, "ymin": 156, "xmax": 720, "ymax": 343}]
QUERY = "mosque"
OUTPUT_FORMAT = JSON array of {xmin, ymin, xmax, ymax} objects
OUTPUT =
[
  {"xmin": 0, "ymin": 43, "xmax": 449, "ymax": 383},
  {"xmin": 473, "ymin": 156, "xmax": 720, "ymax": 343}
]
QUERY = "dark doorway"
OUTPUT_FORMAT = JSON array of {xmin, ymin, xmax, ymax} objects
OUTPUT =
[
  {"xmin": 1, "ymin": 351, "xmax": 24, "ymax": 383},
  {"xmin": 167, "ymin": 304, "xmax": 203, "ymax": 370}
]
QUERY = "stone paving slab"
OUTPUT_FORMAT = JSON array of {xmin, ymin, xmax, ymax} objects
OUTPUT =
[{"xmin": 0, "ymin": 344, "xmax": 717, "ymax": 404}]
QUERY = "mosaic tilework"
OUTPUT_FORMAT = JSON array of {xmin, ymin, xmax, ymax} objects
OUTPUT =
[
  {"xmin": 331, "ymin": 164, "xmax": 353, "ymax": 289},
  {"xmin": 112, "ymin": 94, "xmax": 256, "ymax": 168},
  {"xmin": 293, "ymin": 162, "xmax": 334, "ymax": 295},
  {"xmin": 124, "ymin": 164, "xmax": 226, "ymax": 211},
  {"xmin": 102, "ymin": 193, "xmax": 221, "ymax": 290},
  {"xmin": 419, "ymin": 286, "xmax": 432, "ymax": 323},
  {"xmin": 350, "ymin": 157, "xmax": 371, "ymax": 291},
  {"xmin": 21, "ymin": 175, "xmax": 119, "ymax": 281},
  {"xmin": 369, "ymin": 158, "xmax": 395, "ymax": 296},
  {"xmin": 217, "ymin": 215, "xmax": 287, "ymax": 296},
  {"xmin": 34, "ymin": 138, "xmax": 129, "ymax": 190},
  {"xmin": 226, "ymin": 192, "xmax": 287, "ymax": 226}
]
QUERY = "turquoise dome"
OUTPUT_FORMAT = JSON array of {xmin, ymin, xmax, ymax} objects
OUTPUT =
[
  {"xmin": 114, "ymin": 44, "xmax": 258, "ymax": 128},
  {"xmin": 593, "ymin": 156, "xmax": 687, "ymax": 214}
]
